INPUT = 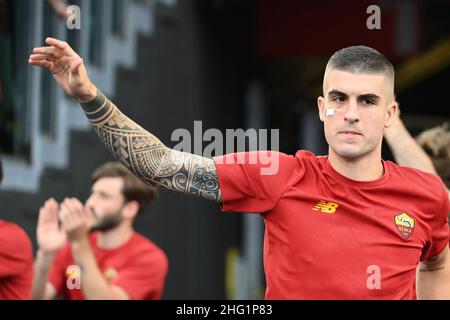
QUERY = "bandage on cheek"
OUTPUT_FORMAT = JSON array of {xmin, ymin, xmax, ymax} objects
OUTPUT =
[{"xmin": 326, "ymin": 108, "xmax": 336, "ymax": 117}]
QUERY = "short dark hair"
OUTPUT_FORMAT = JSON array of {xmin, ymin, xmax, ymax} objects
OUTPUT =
[
  {"xmin": 91, "ymin": 162, "xmax": 158, "ymax": 214},
  {"xmin": 325, "ymin": 45, "xmax": 395, "ymax": 85}
]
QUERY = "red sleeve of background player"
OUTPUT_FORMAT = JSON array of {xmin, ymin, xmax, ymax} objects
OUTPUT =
[
  {"xmin": 0, "ymin": 222, "xmax": 33, "ymax": 278},
  {"xmin": 213, "ymin": 151, "xmax": 305, "ymax": 213},
  {"xmin": 48, "ymin": 244, "xmax": 71, "ymax": 296},
  {"xmin": 421, "ymin": 182, "xmax": 450, "ymax": 261},
  {"xmin": 111, "ymin": 248, "xmax": 169, "ymax": 300}
]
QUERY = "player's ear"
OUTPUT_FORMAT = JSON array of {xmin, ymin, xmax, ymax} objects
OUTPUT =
[
  {"xmin": 384, "ymin": 100, "xmax": 398, "ymax": 128},
  {"xmin": 318, "ymin": 96, "xmax": 326, "ymax": 122},
  {"xmin": 123, "ymin": 201, "xmax": 139, "ymax": 219}
]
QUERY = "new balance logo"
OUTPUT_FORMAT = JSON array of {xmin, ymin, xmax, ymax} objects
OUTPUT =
[{"xmin": 312, "ymin": 200, "xmax": 339, "ymax": 214}]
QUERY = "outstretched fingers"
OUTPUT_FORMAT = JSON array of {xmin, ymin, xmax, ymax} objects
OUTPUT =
[
  {"xmin": 29, "ymin": 53, "xmax": 53, "ymax": 61},
  {"xmin": 45, "ymin": 37, "xmax": 76, "ymax": 56},
  {"xmin": 32, "ymin": 46, "xmax": 65, "ymax": 60},
  {"xmin": 38, "ymin": 198, "xmax": 59, "ymax": 224},
  {"xmin": 28, "ymin": 49, "xmax": 58, "ymax": 70},
  {"xmin": 28, "ymin": 58, "xmax": 54, "ymax": 70}
]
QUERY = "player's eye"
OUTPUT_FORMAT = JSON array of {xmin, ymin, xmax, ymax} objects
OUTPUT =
[
  {"xmin": 332, "ymin": 96, "xmax": 346, "ymax": 103},
  {"xmin": 362, "ymin": 99, "xmax": 375, "ymax": 105}
]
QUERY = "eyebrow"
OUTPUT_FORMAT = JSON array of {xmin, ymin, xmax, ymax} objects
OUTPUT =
[
  {"xmin": 358, "ymin": 94, "xmax": 380, "ymax": 103},
  {"xmin": 327, "ymin": 90, "xmax": 380, "ymax": 103},
  {"xmin": 91, "ymin": 189, "xmax": 112, "ymax": 197},
  {"xmin": 328, "ymin": 89, "xmax": 347, "ymax": 98}
]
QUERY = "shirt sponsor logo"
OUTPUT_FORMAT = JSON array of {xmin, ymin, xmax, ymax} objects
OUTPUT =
[
  {"xmin": 394, "ymin": 212, "xmax": 415, "ymax": 240},
  {"xmin": 312, "ymin": 200, "xmax": 339, "ymax": 214}
]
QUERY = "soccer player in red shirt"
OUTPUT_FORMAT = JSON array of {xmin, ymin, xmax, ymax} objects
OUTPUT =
[
  {"xmin": 0, "ymin": 154, "xmax": 34, "ymax": 299},
  {"xmin": 29, "ymin": 38, "xmax": 450, "ymax": 299},
  {"xmin": 32, "ymin": 162, "xmax": 168, "ymax": 300}
]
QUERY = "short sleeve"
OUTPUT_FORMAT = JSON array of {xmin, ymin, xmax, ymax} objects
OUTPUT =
[
  {"xmin": 213, "ymin": 151, "xmax": 305, "ymax": 213},
  {"xmin": 111, "ymin": 249, "xmax": 168, "ymax": 300},
  {"xmin": 421, "ymin": 182, "xmax": 450, "ymax": 261},
  {"xmin": 0, "ymin": 223, "xmax": 33, "ymax": 278}
]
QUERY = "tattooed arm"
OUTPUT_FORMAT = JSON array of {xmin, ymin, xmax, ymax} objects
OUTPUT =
[
  {"xmin": 29, "ymin": 38, "xmax": 221, "ymax": 202},
  {"xmin": 80, "ymin": 92, "xmax": 221, "ymax": 201},
  {"xmin": 416, "ymin": 248, "xmax": 450, "ymax": 299}
]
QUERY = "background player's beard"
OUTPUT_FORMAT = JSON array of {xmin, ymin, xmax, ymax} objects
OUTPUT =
[{"xmin": 89, "ymin": 207, "xmax": 124, "ymax": 232}]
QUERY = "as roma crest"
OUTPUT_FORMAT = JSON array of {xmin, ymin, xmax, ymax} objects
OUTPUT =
[{"xmin": 394, "ymin": 212, "xmax": 415, "ymax": 240}]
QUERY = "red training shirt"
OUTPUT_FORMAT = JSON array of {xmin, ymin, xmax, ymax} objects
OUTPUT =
[
  {"xmin": 214, "ymin": 150, "xmax": 450, "ymax": 299},
  {"xmin": 0, "ymin": 221, "xmax": 33, "ymax": 300},
  {"xmin": 49, "ymin": 231, "xmax": 168, "ymax": 300}
]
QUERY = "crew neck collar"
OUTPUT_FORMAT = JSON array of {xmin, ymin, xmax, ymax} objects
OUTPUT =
[{"xmin": 323, "ymin": 156, "xmax": 390, "ymax": 188}]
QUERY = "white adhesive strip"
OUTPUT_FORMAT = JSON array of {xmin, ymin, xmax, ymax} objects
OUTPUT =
[{"xmin": 326, "ymin": 108, "xmax": 336, "ymax": 117}]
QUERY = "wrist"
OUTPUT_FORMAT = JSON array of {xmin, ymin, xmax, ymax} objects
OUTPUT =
[
  {"xmin": 79, "ymin": 88, "xmax": 106, "ymax": 114},
  {"xmin": 70, "ymin": 234, "xmax": 89, "ymax": 249},
  {"xmin": 37, "ymin": 248, "xmax": 57, "ymax": 257},
  {"xmin": 76, "ymin": 83, "xmax": 97, "ymax": 103}
]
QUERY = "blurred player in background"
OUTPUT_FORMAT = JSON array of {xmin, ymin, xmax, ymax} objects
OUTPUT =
[
  {"xmin": 32, "ymin": 162, "xmax": 168, "ymax": 300},
  {"xmin": 0, "ymin": 152, "xmax": 33, "ymax": 299}
]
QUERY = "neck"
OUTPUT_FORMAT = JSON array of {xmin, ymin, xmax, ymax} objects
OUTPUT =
[
  {"xmin": 96, "ymin": 222, "xmax": 134, "ymax": 249},
  {"xmin": 328, "ymin": 148, "xmax": 384, "ymax": 181}
]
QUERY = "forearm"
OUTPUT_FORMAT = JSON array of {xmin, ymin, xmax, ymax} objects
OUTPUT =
[
  {"xmin": 385, "ymin": 120, "xmax": 437, "ymax": 175},
  {"xmin": 417, "ymin": 264, "xmax": 450, "ymax": 299},
  {"xmin": 32, "ymin": 250, "xmax": 55, "ymax": 300},
  {"xmin": 71, "ymin": 238, "xmax": 119, "ymax": 300},
  {"xmin": 79, "ymin": 90, "xmax": 222, "ymax": 202},
  {"xmin": 30, "ymin": 37, "xmax": 219, "ymax": 201}
]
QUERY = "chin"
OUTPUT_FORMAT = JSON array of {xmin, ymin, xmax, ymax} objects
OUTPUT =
[{"xmin": 333, "ymin": 146, "xmax": 365, "ymax": 159}]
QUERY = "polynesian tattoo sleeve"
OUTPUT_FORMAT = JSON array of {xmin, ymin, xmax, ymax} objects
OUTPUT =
[{"xmin": 80, "ymin": 91, "xmax": 222, "ymax": 202}]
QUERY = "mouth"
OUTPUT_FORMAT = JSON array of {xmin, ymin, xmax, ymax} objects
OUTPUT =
[{"xmin": 338, "ymin": 130, "xmax": 362, "ymax": 136}]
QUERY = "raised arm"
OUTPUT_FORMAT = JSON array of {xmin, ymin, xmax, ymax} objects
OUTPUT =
[
  {"xmin": 384, "ymin": 107, "xmax": 438, "ymax": 175},
  {"xmin": 384, "ymin": 108, "xmax": 450, "ymax": 202},
  {"xmin": 29, "ymin": 38, "xmax": 221, "ymax": 202},
  {"xmin": 33, "ymin": 198, "xmax": 67, "ymax": 300}
]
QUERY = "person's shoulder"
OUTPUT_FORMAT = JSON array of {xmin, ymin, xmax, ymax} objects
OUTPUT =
[
  {"xmin": 0, "ymin": 220, "xmax": 31, "ymax": 243},
  {"xmin": 386, "ymin": 161, "xmax": 447, "ymax": 203},
  {"xmin": 294, "ymin": 149, "xmax": 319, "ymax": 160},
  {"xmin": 216, "ymin": 151, "xmax": 299, "ymax": 165},
  {"xmin": 0, "ymin": 221, "xmax": 33, "ymax": 255},
  {"xmin": 387, "ymin": 161, "xmax": 444, "ymax": 186},
  {"xmin": 125, "ymin": 233, "xmax": 169, "ymax": 272},
  {"xmin": 293, "ymin": 149, "xmax": 326, "ymax": 168},
  {"xmin": 294, "ymin": 149, "xmax": 317, "ymax": 157},
  {"xmin": 130, "ymin": 233, "xmax": 168, "ymax": 260},
  {"xmin": 271, "ymin": 150, "xmax": 321, "ymax": 180}
]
